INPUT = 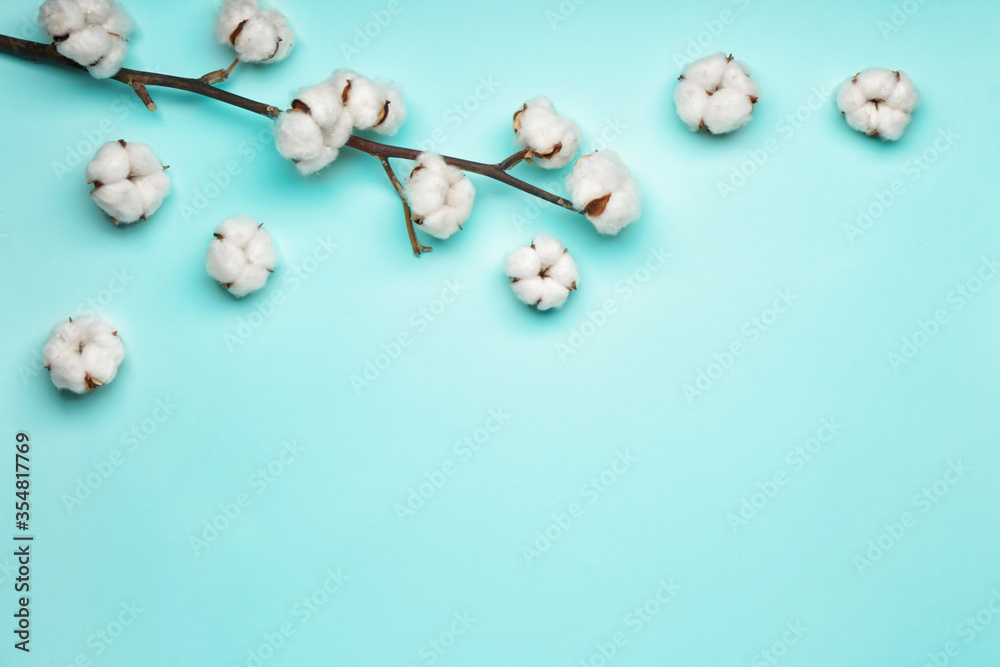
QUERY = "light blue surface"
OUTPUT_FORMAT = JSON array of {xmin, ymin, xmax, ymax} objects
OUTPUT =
[{"xmin": 1, "ymin": 0, "xmax": 999, "ymax": 664}]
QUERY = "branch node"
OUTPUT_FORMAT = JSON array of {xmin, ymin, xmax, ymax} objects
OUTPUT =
[{"xmin": 130, "ymin": 80, "xmax": 156, "ymax": 110}]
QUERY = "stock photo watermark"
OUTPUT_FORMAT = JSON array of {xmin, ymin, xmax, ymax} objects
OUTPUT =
[
  {"xmin": 886, "ymin": 254, "xmax": 997, "ymax": 371},
  {"xmin": 682, "ymin": 289, "xmax": 799, "ymax": 403},
  {"xmin": 853, "ymin": 459, "xmax": 970, "ymax": 576},
  {"xmin": 727, "ymin": 417, "xmax": 842, "ymax": 533},
  {"xmin": 555, "ymin": 247, "xmax": 670, "ymax": 361},
  {"xmin": 750, "ymin": 620, "xmax": 808, "ymax": 667},
  {"xmin": 408, "ymin": 611, "xmax": 477, "ymax": 667},
  {"xmin": 394, "ymin": 407, "xmax": 510, "ymax": 524},
  {"xmin": 918, "ymin": 588, "xmax": 1000, "ymax": 667},
  {"xmin": 843, "ymin": 127, "xmax": 960, "ymax": 243},
  {"xmin": 521, "ymin": 450, "xmax": 638, "ymax": 566},
  {"xmin": 670, "ymin": 0, "xmax": 753, "ymax": 67},
  {"xmin": 189, "ymin": 440, "xmax": 305, "ymax": 557}
]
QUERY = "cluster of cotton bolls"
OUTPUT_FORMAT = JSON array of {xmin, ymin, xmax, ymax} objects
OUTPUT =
[
  {"xmin": 42, "ymin": 316, "xmax": 125, "ymax": 393},
  {"xmin": 504, "ymin": 236, "xmax": 580, "ymax": 311},
  {"xmin": 205, "ymin": 215, "xmax": 278, "ymax": 298},
  {"xmin": 215, "ymin": 0, "xmax": 293, "ymax": 64},
  {"xmin": 674, "ymin": 52, "xmax": 759, "ymax": 135},
  {"xmin": 836, "ymin": 68, "xmax": 919, "ymax": 141},
  {"xmin": 404, "ymin": 153, "xmax": 476, "ymax": 240},
  {"xmin": 86, "ymin": 139, "xmax": 170, "ymax": 224},
  {"xmin": 513, "ymin": 96, "xmax": 581, "ymax": 169},
  {"xmin": 38, "ymin": 0, "xmax": 132, "ymax": 78},
  {"xmin": 274, "ymin": 70, "xmax": 406, "ymax": 175}
]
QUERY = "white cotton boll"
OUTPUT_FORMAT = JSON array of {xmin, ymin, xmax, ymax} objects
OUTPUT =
[
  {"xmin": 836, "ymin": 81, "xmax": 866, "ymax": 114},
  {"xmin": 87, "ymin": 36, "xmax": 126, "ymax": 78},
  {"xmin": 674, "ymin": 80, "xmax": 709, "ymax": 131},
  {"xmin": 205, "ymin": 240, "xmax": 246, "ymax": 284},
  {"xmin": 261, "ymin": 10, "xmax": 294, "ymax": 62},
  {"xmin": 293, "ymin": 143, "xmax": 339, "ymax": 176},
  {"xmin": 591, "ymin": 179, "xmax": 642, "ymax": 236},
  {"xmin": 216, "ymin": 0, "xmax": 257, "ymax": 44},
  {"xmin": 274, "ymin": 110, "xmax": 323, "ymax": 162},
  {"xmin": 371, "ymin": 85, "xmax": 406, "ymax": 135},
  {"xmin": 133, "ymin": 172, "xmax": 170, "ymax": 217},
  {"xmin": 232, "ymin": 15, "xmax": 279, "ymax": 62},
  {"xmin": 206, "ymin": 216, "xmax": 278, "ymax": 298},
  {"xmin": 124, "ymin": 141, "xmax": 161, "ymax": 177},
  {"xmin": 215, "ymin": 214, "xmax": 258, "ymax": 248},
  {"xmin": 854, "ymin": 69, "xmax": 897, "ymax": 101},
  {"xmin": 546, "ymin": 253, "xmax": 579, "ymax": 289},
  {"xmin": 76, "ymin": 0, "xmax": 112, "ymax": 25},
  {"xmin": 875, "ymin": 106, "xmax": 910, "ymax": 142},
  {"xmin": 38, "ymin": 0, "xmax": 85, "ymax": 37},
  {"xmin": 836, "ymin": 69, "xmax": 918, "ymax": 141},
  {"xmin": 565, "ymin": 151, "xmax": 641, "ymax": 235},
  {"xmin": 58, "ymin": 24, "xmax": 111, "ymax": 65},
  {"xmin": 42, "ymin": 315, "xmax": 125, "ymax": 393},
  {"xmin": 532, "ymin": 234, "xmax": 564, "ymax": 268},
  {"xmin": 86, "ymin": 140, "xmax": 128, "ymax": 184},
  {"xmin": 504, "ymin": 237, "xmax": 578, "ymax": 310},
  {"xmin": 98, "ymin": 2, "xmax": 131, "ymax": 36},
  {"xmin": 405, "ymin": 154, "xmax": 475, "ymax": 240},
  {"xmin": 503, "ymin": 246, "xmax": 542, "ymax": 280},
  {"xmin": 293, "ymin": 83, "xmax": 342, "ymax": 128},
  {"xmin": 91, "ymin": 179, "xmax": 143, "ymax": 223},
  {"xmin": 513, "ymin": 96, "xmax": 581, "ymax": 169},
  {"xmin": 86, "ymin": 140, "xmax": 169, "ymax": 222},
  {"xmin": 342, "ymin": 75, "xmax": 388, "ymax": 129},
  {"xmin": 886, "ymin": 72, "xmax": 919, "ymax": 112},
  {"xmin": 721, "ymin": 60, "xmax": 759, "ymax": 98},
  {"xmin": 702, "ymin": 88, "xmax": 754, "ymax": 135},
  {"xmin": 681, "ymin": 52, "xmax": 729, "ymax": 91},
  {"xmin": 676, "ymin": 53, "xmax": 758, "ymax": 134}
]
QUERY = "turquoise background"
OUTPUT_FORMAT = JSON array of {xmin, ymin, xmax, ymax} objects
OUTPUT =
[{"xmin": 1, "ymin": 0, "xmax": 999, "ymax": 664}]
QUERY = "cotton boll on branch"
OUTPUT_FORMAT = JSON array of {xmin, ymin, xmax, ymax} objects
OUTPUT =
[
  {"xmin": 42, "ymin": 315, "xmax": 125, "ymax": 393},
  {"xmin": 38, "ymin": 0, "xmax": 132, "ymax": 78},
  {"xmin": 215, "ymin": 0, "xmax": 294, "ymax": 64},
  {"xmin": 86, "ymin": 140, "xmax": 170, "ymax": 224},
  {"xmin": 405, "ymin": 153, "xmax": 475, "ymax": 240},
  {"xmin": 513, "ymin": 96, "xmax": 581, "ymax": 169},
  {"xmin": 674, "ymin": 52, "xmax": 759, "ymax": 135},
  {"xmin": 565, "ymin": 151, "xmax": 641, "ymax": 236},
  {"xmin": 503, "ymin": 235, "xmax": 579, "ymax": 311},
  {"xmin": 205, "ymin": 215, "xmax": 278, "ymax": 298},
  {"xmin": 330, "ymin": 70, "xmax": 407, "ymax": 135},
  {"xmin": 837, "ymin": 68, "xmax": 919, "ymax": 141}
]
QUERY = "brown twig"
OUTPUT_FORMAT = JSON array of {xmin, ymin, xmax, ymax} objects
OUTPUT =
[
  {"xmin": 378, "ymin": 157, "xmax": 430, "ymax": 257},
  {"xmin": 0, "ymin": 33, "xmax": 581, "ymax": 240}
]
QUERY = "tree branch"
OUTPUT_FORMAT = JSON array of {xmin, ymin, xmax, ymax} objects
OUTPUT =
[
  {"xmin": 0, "ymin": 33, "xmax": 579, "ymax": 216},
  {"xmin": 378, "ymin": 157, "xmax": 430, "ymax": 257}
]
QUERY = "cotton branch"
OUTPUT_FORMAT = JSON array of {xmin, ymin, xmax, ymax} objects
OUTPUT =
[{"xmin": 0, "ymin": 33, "xmax": 581, "ymax": 251}]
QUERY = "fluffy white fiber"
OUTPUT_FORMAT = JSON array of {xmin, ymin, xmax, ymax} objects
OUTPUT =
[
  {"xmin": 405, "ymin": 153, "xmax": 475, "ymax": 240},
  {"xmin": 504, "ymin": 235, "xmax": 579, "ymax": 311},
  {"xmin": 215, "ymin": 0, "xmax": 294, "ymax": 64},
  {"xmin": 38, "ymin": 0, "xmax": 133, "ymax": 78},
  {"xmin": 206, "ymin": 215, "xmax": 278, "ymax": 298},
  {"xmin": 565, "ymin": 151, "xmax": 641, "ymax": 235},
  {"xmin": 513, "ymin": 96, "xmax": 581, "ymax": 169},
  {"xmin": 837, "ymin": 69, "xmax": 919, "ymax": 141},
  {"xmin": 87, "ymin": 140, "xmax": 170, "ymax": 224},
  {"xmin": 274, "ymin": 70, "xmax": 406, "ymax": 175},
  {"xmin": 42, "ymin": 315, "xmax": 125, "ymax": 393},
  {"xmin": 674, "ymin": 52, "xmax": 759, "ymax": 134}
]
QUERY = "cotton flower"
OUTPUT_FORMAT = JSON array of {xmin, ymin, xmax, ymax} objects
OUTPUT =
[
  {"xmin": 404, "ymin": 153, "xmax": 475, "ymax": 240},
  {"xmin": 504, "ymin": 235, "xmax": 579, "ymax": 311},
  {"xmin": 274, "ymin": 71, "xmax": 406, "ymax": 175},
  {"xmin": 86, "ymin": 140, "xmax": 170, "ymax": 224},
  {"xmin": 512, "ymin": 96, "xmax": 581, "ymax": 169},
  {"xmin": 329, "ymin": 69, "xmax": 406, "ymax": 135},
  {"xmin": 674, "ymin": 53, "xmax": 759, "ymax": 135},
  {"xmin": 205, "ymin": 215, "xmax": 278, "ymax": 298},
  {"xmin": 565, "ymin": 151, "xmax": 641, "ymax": 235},
  {"xmin": 38, "ymin": 0, "xmax": 133, "ymax": 78},
  {"xmin": 837, "ymin": 69, "xmax": 919, "ymax": 141},
  {"xmin": 215, "ymin": 0, "xmax": 293, "ymax": 64},
  {"xmin": 42, "ymin": 315, "xmax": 124, "ymax": 393}
]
